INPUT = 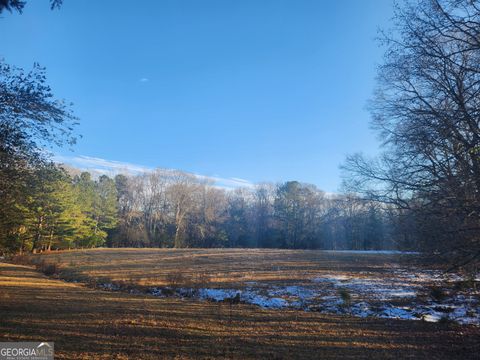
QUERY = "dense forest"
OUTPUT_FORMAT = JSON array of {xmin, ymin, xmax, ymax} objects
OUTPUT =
[{"xmin": 1, "ymin": 0, "xmax": 479, "ymax": 270}]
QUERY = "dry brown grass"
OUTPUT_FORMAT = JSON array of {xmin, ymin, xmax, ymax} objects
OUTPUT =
[
  {"xmin": 1, "ymin": 250, "xmax": 479, "ymax": 359},
  {"xmin": 20, "ymin": 248, "xmax": 422, "ymax": 289}
]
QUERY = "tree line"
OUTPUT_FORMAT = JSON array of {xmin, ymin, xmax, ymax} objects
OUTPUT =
[
  {"xmin": 1, "ymin": 164, "xmax": 406, "ymax": 253},
  {"xmin": 110, "ymin": 171, "xmax": 404, "ymax": 250}
]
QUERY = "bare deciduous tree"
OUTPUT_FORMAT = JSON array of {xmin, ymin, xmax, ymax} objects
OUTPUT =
[{"xmin": 343, "ymin": 0, "xmax": 480, "ymax": 269}]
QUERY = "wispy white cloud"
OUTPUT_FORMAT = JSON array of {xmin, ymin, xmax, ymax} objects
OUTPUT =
[
  {"xmin": 53, "ymin": 155, "xmax": 152, "ymax": 175},
  {"xmin": 53, "ymin": 154, "xmax": 254, "ymax": 190},
  {"xmin": 230, "ymin": 177, "xmax": 253, "ymax": 184},
  {"xmin": 194, "ymin": 173, "xmax": 255, "ymax": 189},
  {"xmin": 139, "ymin": 77, "xmax": 149, "ymax": 82}
]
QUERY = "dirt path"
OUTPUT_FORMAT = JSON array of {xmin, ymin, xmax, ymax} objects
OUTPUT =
[{"xmin": 0, "ymin": 262, "xmax": 479, "ymax": 359}]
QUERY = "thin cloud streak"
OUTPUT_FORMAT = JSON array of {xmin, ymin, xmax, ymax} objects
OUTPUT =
[{"xmin": 53, "ymin": 154, "xmax": 254, "ymax": 190}]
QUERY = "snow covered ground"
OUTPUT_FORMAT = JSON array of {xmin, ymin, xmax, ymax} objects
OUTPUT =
[{"xmin": 148, "ymin": 266, "xmax": 480, "ymax": 325}]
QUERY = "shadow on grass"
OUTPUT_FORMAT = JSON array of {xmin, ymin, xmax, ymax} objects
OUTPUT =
[{"xmin": 1, "ymin": 262, "xmax": 479, "ymax": 359}]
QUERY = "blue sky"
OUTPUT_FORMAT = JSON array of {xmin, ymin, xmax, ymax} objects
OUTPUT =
[{"xmin": 1, "ymin": 0, "xmax": 394, "ymax": 192}]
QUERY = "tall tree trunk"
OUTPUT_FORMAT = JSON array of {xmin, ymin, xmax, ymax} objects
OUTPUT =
[{"xmin": 32, "ymin": 215, "xmax": 43, "ymax": 252}]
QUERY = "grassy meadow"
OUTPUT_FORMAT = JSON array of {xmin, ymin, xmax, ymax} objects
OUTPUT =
[
  {"xmin": 0, "ymin": 249, "xmax": 479, "ymax": 359},
  {"xmin": 16, "ymin": 248, "xmax": 420, "ymax": 288}
]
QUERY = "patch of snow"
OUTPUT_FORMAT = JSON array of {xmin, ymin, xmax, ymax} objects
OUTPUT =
[
  {"xmin": 387, "ymin": 290, "xmax": 417, "ymax": 298},
  {"xmin": 311, "ymin": 275, "xmax": 417, "ymax": 300},
  {"xmin": 244, "ymin": 294, "xmax": 288, "ymax": 308},
  {"xmin": 380, "ymin": 307, "xmax": 416, "ymax": 320},
  {"xmin": 268, "ymin": 286, "xmax": 316, "ymax": 301},
  {"xmin": 198, "ymin": 288, "xmax": 239, "ymax": 301},
  {"xmin": 324, "ymin": 250, "xmax": 419, "ymax": 255},
  {"xmin": 350, "ymin": 302, "xmax": 374, "ymax": 317},
  {"xmin": 145, "ymin": 268, "xmax": 479, "ymax": 326},
  {"xmin": 312, "ymin": 274, "xmax": 350, "ymax": 282},
  {"xmin": 422, "ymin": 313, "xmax": 443, "ymax": 322}
]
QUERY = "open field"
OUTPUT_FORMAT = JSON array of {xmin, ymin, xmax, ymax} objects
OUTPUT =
[
  {"xmin": 20, "ymin": 248, "xmax": 425, "ymax": 287},
  {"xmin": 17, "ymin": 248, "xmax": 480, "ymax": 324},
  {"xmin": 1, "ymin": 259, "xmax": 480, "ymax": 359}
]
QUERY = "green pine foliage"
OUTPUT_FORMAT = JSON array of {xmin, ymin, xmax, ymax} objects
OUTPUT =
[{"xmin": 0, "ymin": 166, "xmax": 119, "ymax": 254}]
